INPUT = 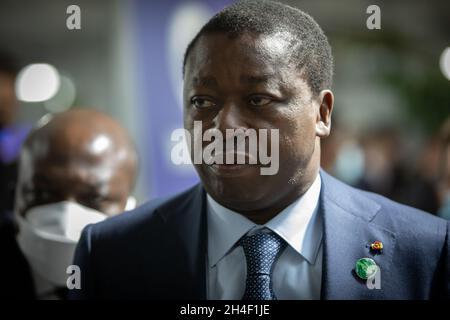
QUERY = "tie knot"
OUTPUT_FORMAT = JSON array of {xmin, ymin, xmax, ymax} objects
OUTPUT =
[{"xmin": 240, "ymin": 230, "xmax": 286, "ymax": 275}]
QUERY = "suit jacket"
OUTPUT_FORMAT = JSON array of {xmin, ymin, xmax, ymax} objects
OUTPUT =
[{"xmin": 69, "ymin": 170, "xmax": 449, "ymax": 299}]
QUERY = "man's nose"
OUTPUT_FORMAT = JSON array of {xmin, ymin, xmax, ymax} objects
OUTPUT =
[{"xmin": 214, "ymin": 102, "xmax": 248, "ymax": 133}]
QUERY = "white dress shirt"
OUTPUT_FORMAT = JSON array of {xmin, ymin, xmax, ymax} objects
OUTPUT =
[{"xmin": 206, "ymin": 174, "xmax": 323, "ymax": 300}]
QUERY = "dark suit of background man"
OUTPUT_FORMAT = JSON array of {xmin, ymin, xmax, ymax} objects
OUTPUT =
[{"xmin": 71, "ymin": 0, "xmax": 449, "ymax": 300}]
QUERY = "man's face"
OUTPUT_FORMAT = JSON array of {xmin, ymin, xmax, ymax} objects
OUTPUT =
[
  {"xmin": 183, "ymin": 32, "xmax": 332, "ymax": 214},
  {"xmin": 16, "ymin": 136, "xmax": 133, "ymax": 217}
]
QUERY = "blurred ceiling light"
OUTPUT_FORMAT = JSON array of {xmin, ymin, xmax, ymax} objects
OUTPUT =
[
  {"xmin": 16, "ymin": 63, "xmax": 61, "ymax": 102},
  {"xmin": 44, "ymin": 75, "xmax": 76, "ymax": 113},
  {"xmin": 440, "ymin": 47, "xmax": 450, "ymax": 81}
]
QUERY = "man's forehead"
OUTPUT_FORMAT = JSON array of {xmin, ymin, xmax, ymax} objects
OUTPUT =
[
  {"xmin": 191, "ymin": 73, "xmax": 277, "ymax": 87},
  {"xmin": 186, "ymin": 31, "xmax": 298, "ymax": 73},
  {"xmin": 28, "ymin": 155, "xmax": 118, "ymax": 186},
  {"xmin": 255, "ymin": 31, "xmax": 298, "ymax": 58},
  {"xmin": 22, "ymin": 138, "xmax": 121, "ymax": 178}
]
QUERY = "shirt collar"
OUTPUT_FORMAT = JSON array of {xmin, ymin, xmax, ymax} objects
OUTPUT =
[
  {"xmin": 207, "ymin": 194, "xmax": 256, "ymax": 268},
  {"xmin": 207, "ymin": 174, "xmax": 322, "ymax": 267}
]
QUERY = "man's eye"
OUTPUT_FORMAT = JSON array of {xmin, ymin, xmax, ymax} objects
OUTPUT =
[
  {"xmin": 191, "ymin": 97, "xmax": 216, "ymax": 109},
  {"xmin": 249, "ymin": 96, "xmax": 272, "ymax": 106}
]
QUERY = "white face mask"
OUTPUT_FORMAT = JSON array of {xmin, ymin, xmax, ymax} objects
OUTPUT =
[{"xmin": 16, "ymin": 201, "xmax": 106, "ymax": 287}]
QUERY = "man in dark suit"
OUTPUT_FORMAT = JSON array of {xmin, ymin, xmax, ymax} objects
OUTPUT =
[{"xmin": 71, "ymin": 0, "xmax": 449, "ymax": 299}]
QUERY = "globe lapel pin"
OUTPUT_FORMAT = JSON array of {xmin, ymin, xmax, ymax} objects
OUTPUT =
[
  {"xmin": 355, "ymin": 257, "xmax": 378, "ymax": 280},
  {"xmin": 370, "ymin": 240, "xmax": 383, "ymax": 254}
]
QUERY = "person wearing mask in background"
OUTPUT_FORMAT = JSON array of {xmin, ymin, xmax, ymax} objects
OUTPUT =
[
  {"xmin": 0, "ymin": 50, "xmax": 34, "ymax": 299},
  {"xmin": 14, "ymin": 108, "xmax": 138, "ymax": 299}
]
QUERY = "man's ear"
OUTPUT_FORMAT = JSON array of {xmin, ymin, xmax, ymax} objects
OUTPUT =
[{"xmin": 315, "ymin": 89, "xmax": 334, "ymax": 138}]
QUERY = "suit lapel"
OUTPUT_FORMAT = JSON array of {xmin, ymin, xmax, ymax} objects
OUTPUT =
[
  {"xmin": 319, "ymin": 171, "xmax": 397, "ymax": 299},
  {"xmin": 156, "ymin": 184, "xmax": 208, "ymax": 299}
]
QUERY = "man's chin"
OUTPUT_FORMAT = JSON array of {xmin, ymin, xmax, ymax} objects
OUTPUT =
[
  {"xmin": 200, "ymin": 163, "xmax": 263, "ymax": 188},
  {"xmin": 197, "ymin": 163, "xmax": 276, "ymax": 207}
]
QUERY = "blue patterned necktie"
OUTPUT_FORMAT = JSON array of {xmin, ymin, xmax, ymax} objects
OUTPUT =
[{"xmin": 240, "ymin": 230, "xmax": 287, "ymax": 300}]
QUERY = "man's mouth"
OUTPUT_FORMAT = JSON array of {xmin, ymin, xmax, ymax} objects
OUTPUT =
[
  {"xmin": 204, "ymin": 150, "xmax": 258, "ymax": 165},
  {"xmin": 208, "ymin": 162, "xmax": 259, "ymax": 177},
  {"xmin": 205, "ymin": 151, "xmax": 260, "ymax": 177}
]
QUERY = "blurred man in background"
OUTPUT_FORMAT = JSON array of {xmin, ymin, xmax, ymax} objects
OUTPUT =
[{"xmin": 14, "ymin": 108, "xmax": 138, "ymax": 299}]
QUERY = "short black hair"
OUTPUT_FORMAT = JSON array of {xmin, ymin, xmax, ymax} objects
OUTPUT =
[{"xmin": 183, "ymin": 0, "xmax": 333, "ymax": 95}]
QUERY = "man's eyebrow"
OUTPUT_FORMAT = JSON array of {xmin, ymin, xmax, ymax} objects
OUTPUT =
[
  {"xmin": 192, "ymin": 76, "xmax": 218, "ymax": 88},
  {"xmin": 239, "ymin": 74, "xmax": 274, "ymax": 84}
]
